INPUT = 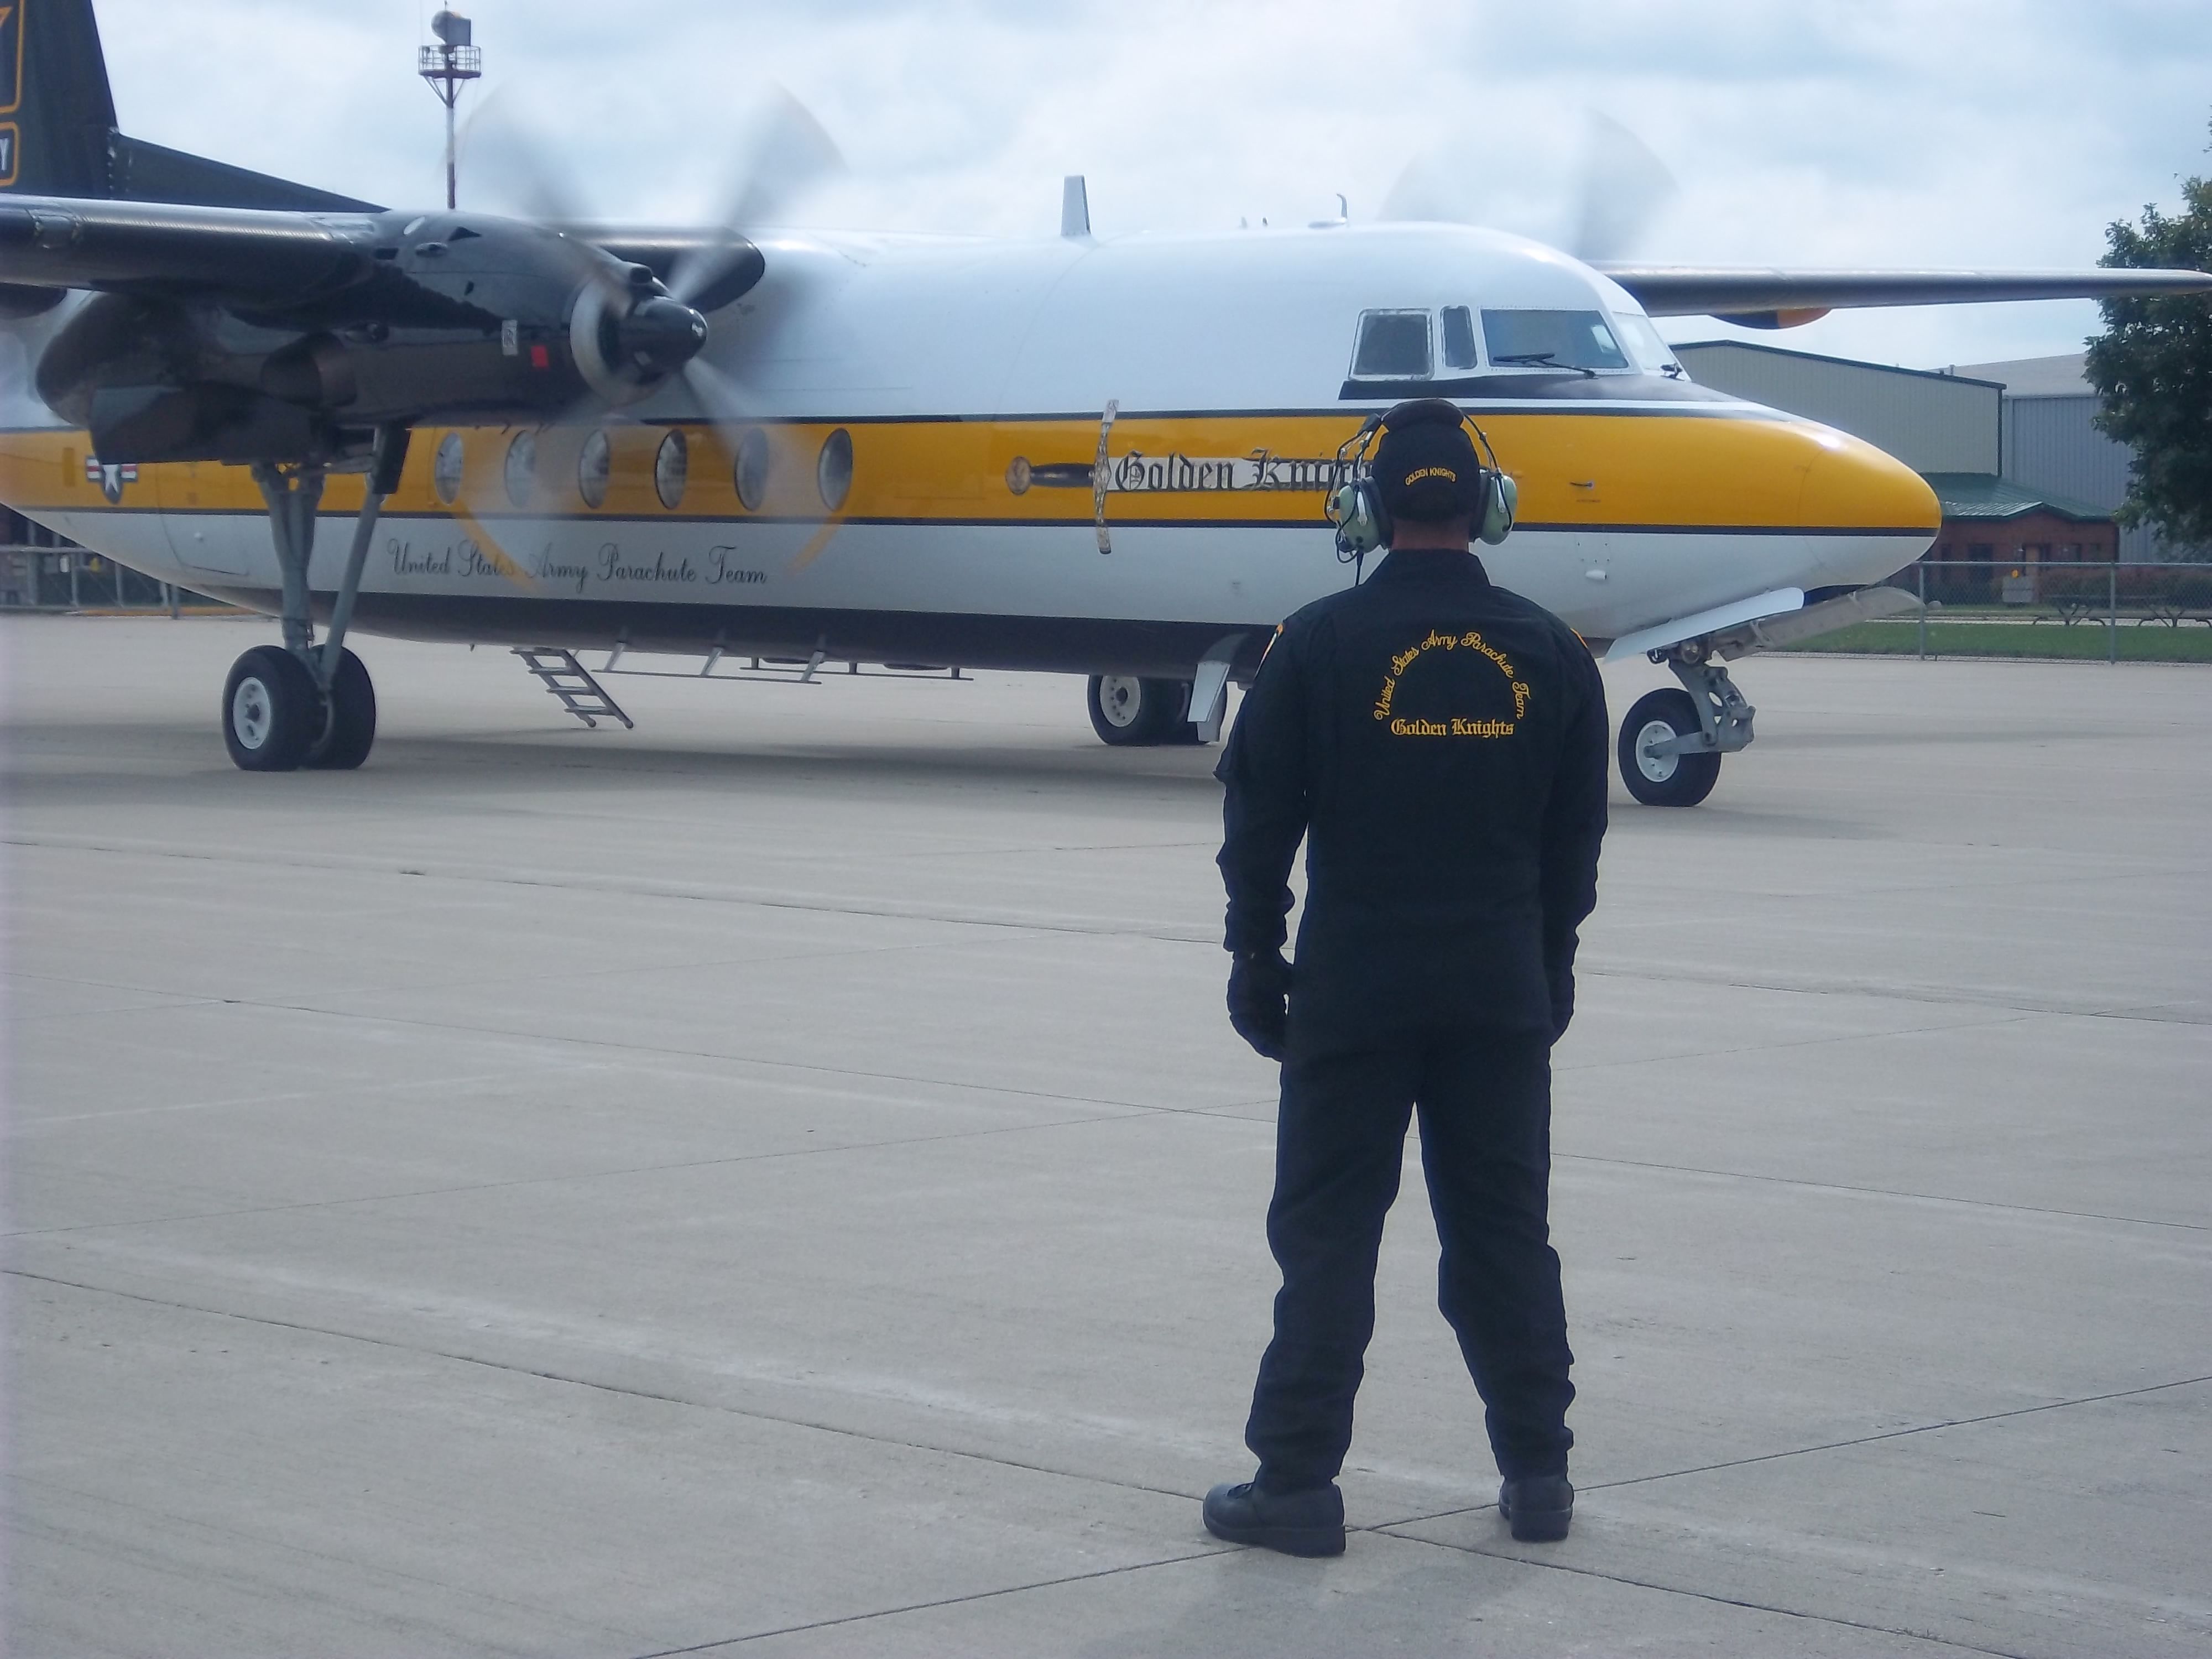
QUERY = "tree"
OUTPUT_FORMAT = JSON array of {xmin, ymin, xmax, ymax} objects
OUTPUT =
[{"xmin": 2085, "ymin": 119, "xmax": 2212, "ymax": 555}]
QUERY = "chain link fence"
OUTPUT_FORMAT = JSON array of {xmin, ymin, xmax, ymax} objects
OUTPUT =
[
  {"xmin": 0, "ymin": 547, "xmax": 240, "ymax": 614},
  {"xmin": 1844, "ymin": 561, "xmax": 2212, "ymax": 662}
]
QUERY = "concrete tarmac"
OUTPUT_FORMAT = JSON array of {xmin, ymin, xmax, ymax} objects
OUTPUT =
[{"xmin": 3, "ymin": 616, "xmax": 2208, "ymax": 1657}]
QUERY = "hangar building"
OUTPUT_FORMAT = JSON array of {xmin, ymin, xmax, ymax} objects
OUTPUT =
[{"xmin": 1950, "ymin": 352, "xmax": 2193, "ymax": 562}]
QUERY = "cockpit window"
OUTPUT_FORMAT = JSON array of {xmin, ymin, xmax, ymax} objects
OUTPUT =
[
  {"xmin": 1614, "ymin": 311, "xmax": 1683, "ymax": 375},
  {"xmin": 1441, "ymin": 306, "xmax": 1479, "ymax": 370},
  {"xmin": 1351, "ymin": 310, "xmax": 1432, "ymax": 378},
  {"xmin": 1481, "ymin": 309, "xmax": 1632, "ymax": 372}
]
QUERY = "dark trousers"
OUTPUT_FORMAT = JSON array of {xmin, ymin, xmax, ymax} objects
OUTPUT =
[{"xmin": 1245, "ymin": 1023, "xmax": 1573, "ymax": 1490}]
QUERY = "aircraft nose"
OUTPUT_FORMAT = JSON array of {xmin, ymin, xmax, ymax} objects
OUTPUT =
[{"xmin": 1795, "ymin": 424, "xmax": 1942, "ymax": 580}]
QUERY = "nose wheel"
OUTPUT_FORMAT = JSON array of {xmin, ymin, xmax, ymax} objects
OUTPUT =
[
  {"xmin": 1618, "ymin": 687, "xmax": 1721, "ymax": 807},
  {"xmin": 1616, "ymin": 648, "xmax": 1755, "ymax": 807}
]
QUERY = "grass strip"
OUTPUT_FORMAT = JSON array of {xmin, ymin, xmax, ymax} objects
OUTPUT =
[{"xmin": 1783, "ymin": 621, "xmax": 2212, "ymax": 662}]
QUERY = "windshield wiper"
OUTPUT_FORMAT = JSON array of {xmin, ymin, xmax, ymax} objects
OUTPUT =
[{"xmin": 1490, "ymin": 351, "xmax": 1598, "ymax": 378}]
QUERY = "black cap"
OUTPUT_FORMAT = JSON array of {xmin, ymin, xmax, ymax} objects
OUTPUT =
[{"xmin": 1373, "ymin": 399, "xmax": 1478, "ymax": 525}]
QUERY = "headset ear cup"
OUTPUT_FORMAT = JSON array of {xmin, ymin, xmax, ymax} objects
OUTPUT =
[
  {"xmin": 1369, "ymin": 484, "xmax": 1391, "ymax": 550},
  {"xmin": 1479, "ymin": 472, "xmax": 1518, "ymax": 545}
]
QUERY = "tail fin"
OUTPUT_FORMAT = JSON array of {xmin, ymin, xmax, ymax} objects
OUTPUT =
[
  {"xmin": 0, "ymin": 0, "xmax": 113, "ymax": 196},
  {"xmin": 1, "ymin": 0, "xmax": 379, "ymax": 210}
]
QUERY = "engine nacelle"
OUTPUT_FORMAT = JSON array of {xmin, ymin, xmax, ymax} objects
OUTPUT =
[{"xmin": 23, "ymin": 208, "xmax": 724, "ymax": 464}]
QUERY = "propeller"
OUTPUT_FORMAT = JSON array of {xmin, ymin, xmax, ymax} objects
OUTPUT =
[
  {"xmin": 1570, "ymin": 113, "xmax": 1678, "ymax": 263},
  {"xmin": 667, "ymin": 87, "xmax": 844, "ymax": 498},
  {"xmin": 666, "ymin": 87, "xmax": 844, "ymax": 312},
  {"xmin": 1379, "ymin": 110, "xmax": 1678, "ymax": 263},
  {"xmin": 463, "ymin": 80, "xmax": 842, "ymax": 418},
  {"xmin": 447, "ymin": 82, "xmax": 847, "ymax": 576}
]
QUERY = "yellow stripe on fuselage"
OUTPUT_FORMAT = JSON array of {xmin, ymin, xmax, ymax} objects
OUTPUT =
[{"xmin": 0, "ymin": 408, "xmax": 1940, "ymax": 536}]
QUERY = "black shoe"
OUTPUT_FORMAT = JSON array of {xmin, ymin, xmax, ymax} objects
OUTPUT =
[
  {"xmin": 1202, "ymin": 1480, "xmax": 1346, "ymax": 1557},
  {"xmin": 1498, "ymin": 1474, "xmax": 1573, "ymax": 1542}
]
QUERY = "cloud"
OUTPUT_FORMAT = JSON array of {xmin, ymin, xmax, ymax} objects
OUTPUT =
[{"xmin": 95, "ymin": 0, "xmax": 2212, "ymax": 367}]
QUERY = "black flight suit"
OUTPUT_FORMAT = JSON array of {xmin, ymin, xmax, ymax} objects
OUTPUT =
[{"xmin": 1215, "ymin": 546, "xmax": 1608, "ymax": 1490}]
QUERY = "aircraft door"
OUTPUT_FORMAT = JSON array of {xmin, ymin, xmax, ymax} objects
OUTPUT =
[{"xmin": 158, "ymin": 460, "xmax": 252, "ymax": 577}]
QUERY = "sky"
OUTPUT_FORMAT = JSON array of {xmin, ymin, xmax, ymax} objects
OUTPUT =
[{"xmin": 94, "ymin": 0, "xmax": 2212, "ymax": 371}]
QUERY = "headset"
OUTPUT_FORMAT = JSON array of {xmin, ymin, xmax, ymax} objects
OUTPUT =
[{"xmin": 1325, "ymin": 401, "xmax": 1518, "ymax": 575}]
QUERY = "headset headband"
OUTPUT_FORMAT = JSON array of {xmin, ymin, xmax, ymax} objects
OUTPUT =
[{"xmin": 1327, "ymin": 400, "xmax": 1516, "ymax": 573}]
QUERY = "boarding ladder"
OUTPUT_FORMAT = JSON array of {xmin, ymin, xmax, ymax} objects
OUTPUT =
[{"xmin": 512, "ymin": 647, "xmax": 634, "ymax": 730}]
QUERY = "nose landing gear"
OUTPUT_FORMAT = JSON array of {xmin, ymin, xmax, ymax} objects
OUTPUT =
[
  {"xmin": 223, "ymin": 426, "xmax": 406, "ymax": 772},
  {"xmin": 1617, "ymin": 642, "xmax": 1755, "ymax": 808}
]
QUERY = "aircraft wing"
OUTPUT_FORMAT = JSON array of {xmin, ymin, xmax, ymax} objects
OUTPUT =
[
  {"xmin": 1597, "ymin": 264, "xmax": 2212, "ymax": 324},
  {"xmin": 0, "ymin": 196, "xmax": 760, "ymax": 308},
  {"xmin": 0, "ymin": 197, "xmax": 380, "ymax": 300}
]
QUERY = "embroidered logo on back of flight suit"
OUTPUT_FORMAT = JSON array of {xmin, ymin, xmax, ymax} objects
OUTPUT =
[{"xmin": 1372, "ymin": 629, "xmax": 1532, "ymax": 738}]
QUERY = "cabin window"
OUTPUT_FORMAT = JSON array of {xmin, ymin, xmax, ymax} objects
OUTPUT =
[
  {"xmin": 1350, "ymin": 310, "xmax": 1432, "ymax": 379},
  {"xmin": 817, "ymin": 428, "xmax": 853, "ymax": 512},
  {"xmin": 432, "ymin": 432, "xmax": 465, "ymax": 505},
  {"xmin": 1441, "ymin": 306, "xmax": 1479, "ymax": 370},
  {"xmin": 577, "ymin": 430, "xmax": 611, "ymax": 508},
  {"xmin": 503, "ymin": 431, "xmax": 537, "ymax": 509},
  {"xmin": 1481, "ymin": 309, "xmax": 1632, "ymax": 372},
  {"xmin": 654, "ymin": 430, "xmax": 688, "ymax": 510},
  {"xmin": 734, "ymin": 427, "xmax": 771, "ymax": 512}
]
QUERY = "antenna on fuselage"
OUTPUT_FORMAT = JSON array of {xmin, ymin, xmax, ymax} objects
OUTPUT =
[{"xmin": 1061, "ymin": 175, "xmax": 1091, "ymax": 239}]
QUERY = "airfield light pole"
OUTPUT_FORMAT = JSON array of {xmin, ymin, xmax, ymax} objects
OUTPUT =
[{"xmin": 418, "ymin": 11, "xmax": 482, "ymax": 211}]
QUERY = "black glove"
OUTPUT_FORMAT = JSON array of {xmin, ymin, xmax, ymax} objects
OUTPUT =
[{"xmin": 1227, "ymin": 950, "xmax": 1293, "ymax": 1060}]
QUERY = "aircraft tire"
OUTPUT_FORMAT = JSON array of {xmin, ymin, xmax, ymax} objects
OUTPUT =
[
  {"xmin": 222, "ymin": 645, "xmax": 320, "ymax": 773},
  {"xmin": 1088, "ymin": 674, "xmax": 1189, "ymax": 746},
  {"xmin": 304, "ymin": 649, "xmax": 377, "ymax": 771},
  {"xmin": 1618, "ymin": 687, "xmax": 1720, "ymax": 807},
  {"xmin": 1168, "ymin": 679, "xmax": 1212, "ymax": 745}
]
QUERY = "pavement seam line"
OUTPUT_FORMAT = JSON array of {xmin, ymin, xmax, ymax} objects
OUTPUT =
[
  {"xmin": 1368, "ymin": 1527, "xmax": 2034, "ymax": 1659},
  {"xmin": 1383, "ymin": 1371, "xmax": 2212, "ymax": 1532},
  {"xmin": 8, "ymin": 1469, "xmax": 640, "ymax": 1643},
  {"xmin": 36, "ymin": 985, "xmax": 1227, "ymax": 1122},
  {"xmin": 8, "ymin": 1065, "xmax": 571, "ymax": 1129},
  {"xmin": 0, "ymin": 1108, "xmax": 1158, "ymax": 1240},
  {"xmin": 1579, "ymin": 962, "xmax": 2211, "ymax": 1026},
  {"xmin": 1554, "ymin": 1151, "xmax": 2212, "ymax": 1233},
  {"xmin": 19, "ymin": 833, "xmax": 2208, "ymax": 1024},
  {"xmin": 1558, "ymin": 1011, "xmax": 2039, "ymax": 1072},
  {"xmin": 2, "ymin": 1267, "xmax": 1211, "ymax": 1512},
  {"xmin": 620, "ymin": 1548, "xmax": 1234, "ymax": 1656},
  {"xmin": 2, "ymin": 833, "xmax": 1219, "ymax": 946}
]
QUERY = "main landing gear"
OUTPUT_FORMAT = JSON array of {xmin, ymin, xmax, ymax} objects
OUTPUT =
[
  {"xmin": 1088, "ymin": 675, "xmax": 1208, "ymax": 747},
  {"xmin": 1617, "ymin": 640, "xmax": 1755, "ymax": 808},
  {"xmin": 1087, "ymin": 636, "xmax": 1249, "ymax": 749},
  {"xmin": 222, "ymin": 426, "xmax": 408, "ymax": 772}
]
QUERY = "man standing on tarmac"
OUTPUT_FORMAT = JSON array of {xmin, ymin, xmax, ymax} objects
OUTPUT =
[{"xmin": 1203, "ymin": 399, "xmax": 1609, "ymax": 1557}]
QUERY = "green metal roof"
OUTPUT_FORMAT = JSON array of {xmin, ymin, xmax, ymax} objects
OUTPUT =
[{"xmin": 1919, "ymin": 473, "xmax": 2112, "ymax": 524}]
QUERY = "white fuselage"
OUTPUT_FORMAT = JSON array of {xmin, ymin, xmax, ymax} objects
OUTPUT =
[{"xmin": 2, "ymin": 221, "xmax": 1939, "ymax": 676}]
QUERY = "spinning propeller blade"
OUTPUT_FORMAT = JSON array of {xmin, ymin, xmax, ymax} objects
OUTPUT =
[
  {"xmin": 1571, "ymin": 112, "xmax": 1678, "ymax": 263},
  {"xmin": 1379, "ymin": 111, "xmax": 1676, "ymax": 263},
  {"xmin": 668, "ymin": 85, "xmax": 846, "ymax": 311}
]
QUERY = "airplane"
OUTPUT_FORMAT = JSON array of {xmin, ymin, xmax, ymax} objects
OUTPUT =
[{"xmin": 3, "ymin": 1, "xmax": 2205, "ymax": 804}]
